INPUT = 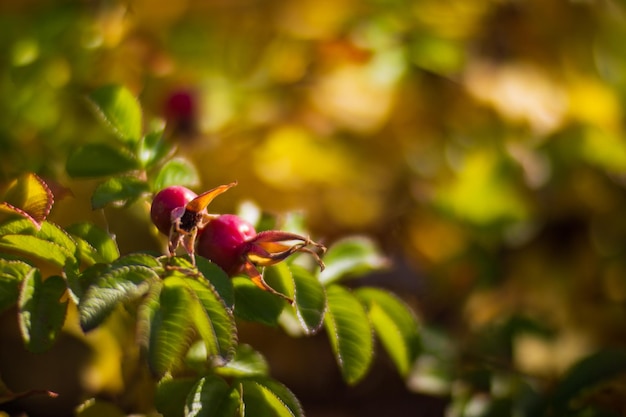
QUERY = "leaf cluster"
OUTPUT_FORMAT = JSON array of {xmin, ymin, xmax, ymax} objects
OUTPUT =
[{"xmin": 0, "ymin": 86, "xmax": 422, "ymax": 416}]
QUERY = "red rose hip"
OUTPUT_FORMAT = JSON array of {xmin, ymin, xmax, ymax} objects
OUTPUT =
[
  {"xmin": 150, "ymin": 186, "xmax": 197, "ymax": 235},
  {"xmin": 197, "ymin": 214, "xmax": 256, "ymax": 275}
]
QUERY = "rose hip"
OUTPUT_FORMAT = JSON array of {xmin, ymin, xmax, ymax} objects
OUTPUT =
[
  {"xmin": 150, "ymin": 186, "xmax": 197, "ymax": 235},
  {"xmin": 198, "ymin": 214, "xmax": 326, "ymax": 303},
  {"xmin": 196, "ymin": 214, "xmax": 257, "ymax": 275}
]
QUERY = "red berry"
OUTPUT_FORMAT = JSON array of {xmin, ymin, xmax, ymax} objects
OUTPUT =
[
  {"xmin": 150, "ymin": 186, "xmax": 197, "ymax": 235},
  {"xmin": 197, "ymin": 214, "xmax": 257, "ymax": 275}
]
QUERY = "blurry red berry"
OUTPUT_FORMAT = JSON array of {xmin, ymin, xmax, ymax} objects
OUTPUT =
[
  {"xmin": 197, "ymin": 214, "xmax": 257, "ymax": 275},
  {"xmin": 150, "ymin": 186, "xmax": 197, "ymax": 235},
  {"xmin": 164, "ymin": 89, "xmax": 198, "ymax": 139}
]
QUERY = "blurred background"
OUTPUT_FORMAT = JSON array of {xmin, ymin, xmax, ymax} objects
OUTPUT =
[{"xmin": 2, "ymin": 0, "xmax": 626, "ymax": 416}]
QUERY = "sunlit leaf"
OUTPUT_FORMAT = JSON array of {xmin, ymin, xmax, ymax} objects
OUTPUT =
[
  {"xmin": 138, "ymin": 130, "xmax": 174, "ymax": 170},
  {"xmin": 0, "ymin": 259, "xmax": 33, "ymax": 313},
  {"xmin": 232, "ymin": 276, "xmax": 285, "ymax": 326},
  {"xmin": 66, "ymin": 143, "xmax": 139, "ymax": 178},
  {"xmin": 79, "ymin": 265, "xmax": 155, "ymax": 331},
  {"xmin": 265, "ymin": 264, "xmax": 326, "ymax": 334},
  {"xmin": 0, "ymin": 219, "xmax": 77, "ymax": 270},
  {"xmin": 0, "ymin": 173, "xmax": 53, "ymax": 228},
  {"xmin": 18, "ymin": 271, "xmax": 68, "ymax": 353},
  {"xmin": 239, "ymin": 377, "xmax": 303, "ymax": 417},
  {"xmin": 324, "ymin": 284, "xmax": 374, "ymax": 385},
  {"xmin": 319, "ymin": 236, "xmax": 388, "ymax": 285},
  {"xmin": 75, "ymin": 398, "xmax": 126, "ymax": 417},
  {"xmin": 0, "ymin": 235, "xmax": 72, "ymax": 268},
  {"xmin": 196, "ymin": 255, "xmax": 234, "ymax": 309},
  {"xmin": 89, "ymin": 85, "xmax": 142, "ymax": 144},
  {"xmin": 91, "ymin": 176, "xmax": 150, "ymax": 209},
  {"xmin": 185, "ymin": 375, "xmax": 234, "ymax": 417},
  {"xmin": 115, "ymin": 253, "xmax": 162, "ymax": 269},
  {"xmin": 155, "ymin": 376, "xmax": 197, "ymax": 417},
  {"xmin": 148, "ymin": 277, "xmax": 196, "ymax": 376},
  {"xmin": 216, "ymin": 344, "xmax": 269, "ymax": 378},
  {"xmin": 152, "ymin": 157, "xmax": 200, "ymax": 192},
  {"xmin": 66, "ymin": 222, "xmax": 119, "ymax": 264},
  {"xmin": 356, "ymin": 287, "xmax": 421, "ymax": 377},
  {"xmin": 177, "ymin": 276, "xmax": 237, "ymax": 361}
]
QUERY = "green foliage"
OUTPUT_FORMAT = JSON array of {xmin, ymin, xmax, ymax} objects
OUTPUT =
[{"xmin": 0, "ymin": 85, "xmax": 419, "ymax": 416}]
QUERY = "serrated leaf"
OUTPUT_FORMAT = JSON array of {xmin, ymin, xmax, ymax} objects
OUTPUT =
[
  {"xmin": 138, "ymin": 130, "xmax": 174, "ymax": 170},
  {"xmin": 18, "ymin": 271, "xmax": 68, "ymax": 353},
  {"xmin": 356, "ymin": 287, "xmax": 421, "ymax": 377},
  {"xmin": 291, "ymin": 265, "xmax": 326, "ymax": 334},
  {"xmin": 79, "ymin": 265, "xmax": 155, "ymax": 331},
  {"xmin": 0, "ymin": 220, "xmax": 77, "ymax": 268},
  {"xmin": 89, "ymin": 85, "xmax": 142, "ymax": 144},
  {"xmin": 66, "ymin": 143, "xmax": 139, "ymax": 178},
  {"xmin": 239, "ymin": 377, "xmax": 303, "ymax": 417},
  {"xmin": 0, "ymin": 259, "xmax": 34, "ymax": 312},
  {"xmin": 185, "ymin": 375, "xmax": 235, "ymax": 417},
  {"xmin": 66, "ymin": 222, "xmax": 119, "ymax": 264},
  {"xmin": 137, "ymin": 279, "xmax": 162, "ymax": 352},
  {"xmin": 265, "ymin": 264, "xmax": 326, "ymax": 335},
  {"xmin": 91, "ymin": 176, "xmax": 150, "ymax": 209},
  {"xmin": 196, "ymin": 256, "xmax": 234, "ymax": 309},
  {"xmin": 216, "ymin": 344, "xmax": 269, "ymax": 378},
  {"xmin": 0, "ymin": 173, "xmax": 53, "ymax": 228},
  {"xmin": 324, "ymin": 284, "xmax": 374, "ymax": 385},
  {"xmin": 176, "ymin": 276, "xmax": 237, "ymax": 361},
  {"xmin": 319, "ymin": 236, "xmax": 388, "ymax": 285},
  {"xmin": 152, "ymin": 157, "xmax": 200, "ymax": 191},
  {"xmin": 0, "ymin": 235, "xmax": 73, "ymax": 268},
  {"xmin": 232, "ymin": 276, "xmax": 285, "ymax": 326},
  {"xmin": 115, "ymin": 253, "xmax": 162, "ymax": 269},
  {"xmin": 155, "ymin": 377, "xmax": 197, "ymax": 417},
  {"xmin": 148, "ymin": 278, "xmax": 196, "ymax": 376}
]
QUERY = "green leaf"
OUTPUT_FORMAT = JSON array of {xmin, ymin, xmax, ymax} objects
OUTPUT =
[
  {"xmin": 216, "ymin": 344, "xmax": 269, "ymax": 378},
  {"xmin": 355, "ymin": 287, "xmax": 421, "ymax": 377},
  {"xmin": 0, "ymin": 235, "xmax": 73, "ymax": 268},
  {"xmin": 79, "ymin": 265, "xmax": 155, "ymax": 331},
  {"xmin": 66, "ymin": 143, "xmax": 139, "ymax": 178},
  {"xmin": 138, "ymin": 130, "xmax": 173, "ymax": 170},
  {"xmin": 239, "ymin": 377, "xmax": 303, "ymax": 417},
  {"xmin": 152, "ymin": 157, "xmax": 200, "ymax": 191},
  {"xmin": 66, "ymin": 222, "xmax": 119, "ymax": 264},
  {"xmin": 155, "ymin": 377, "xmax": 197, "ymax": 417},
  {"xmin": 89, "ymin": 85, "xmax": 142, "ymax": 144},
  {"xmin": 265, "ymin": 264, "xmax": 326, "ymax": 335},
  {"xmin": 91, "ymin": 176, "xmax": 150, "ymax": 209},
  {"xmin": 115, "ymin": 253, "xmax": 162, "ymax": 269},
  {"xmin": 290, "ymin": 265, "xmax": 326, "ymax": 334},
  {"xmin": 185, "ymin": 375, "xmax": 236, "ymax": 417},
  {"xmin": 148, "ymin": 277, "xmax": 196, "ymax": 376},
  {"xmin": 549, "ymin": 349, "xmax": 626, "ymax": 413},
  {"xmin": 319, "ymin": 236, "xmax": 388, "ymax": 285},
  {"xmin": 0, "ymin": 220, "xmax": 77, "ymax": 269},
  {"xmin": 196, "ymin": 256, "xmax": 234, "ymax": 309},
  {"xmin": 232, "ymin": 276, "xmax": 285, "ymax": 326},
  {"xmin": 177, "ymin": 276, "xmax": 237, "ymax": 362},
  {"xmin": 324, "ymin": 284, "xmax": 374, "ymax": 385},
  {"xmin": 18, "ymin": 271, "xmax": 68, "ymax": 353},
  {"xmin": 0, "ymin": 259, "xmax": 34, "ymax": 313}
]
